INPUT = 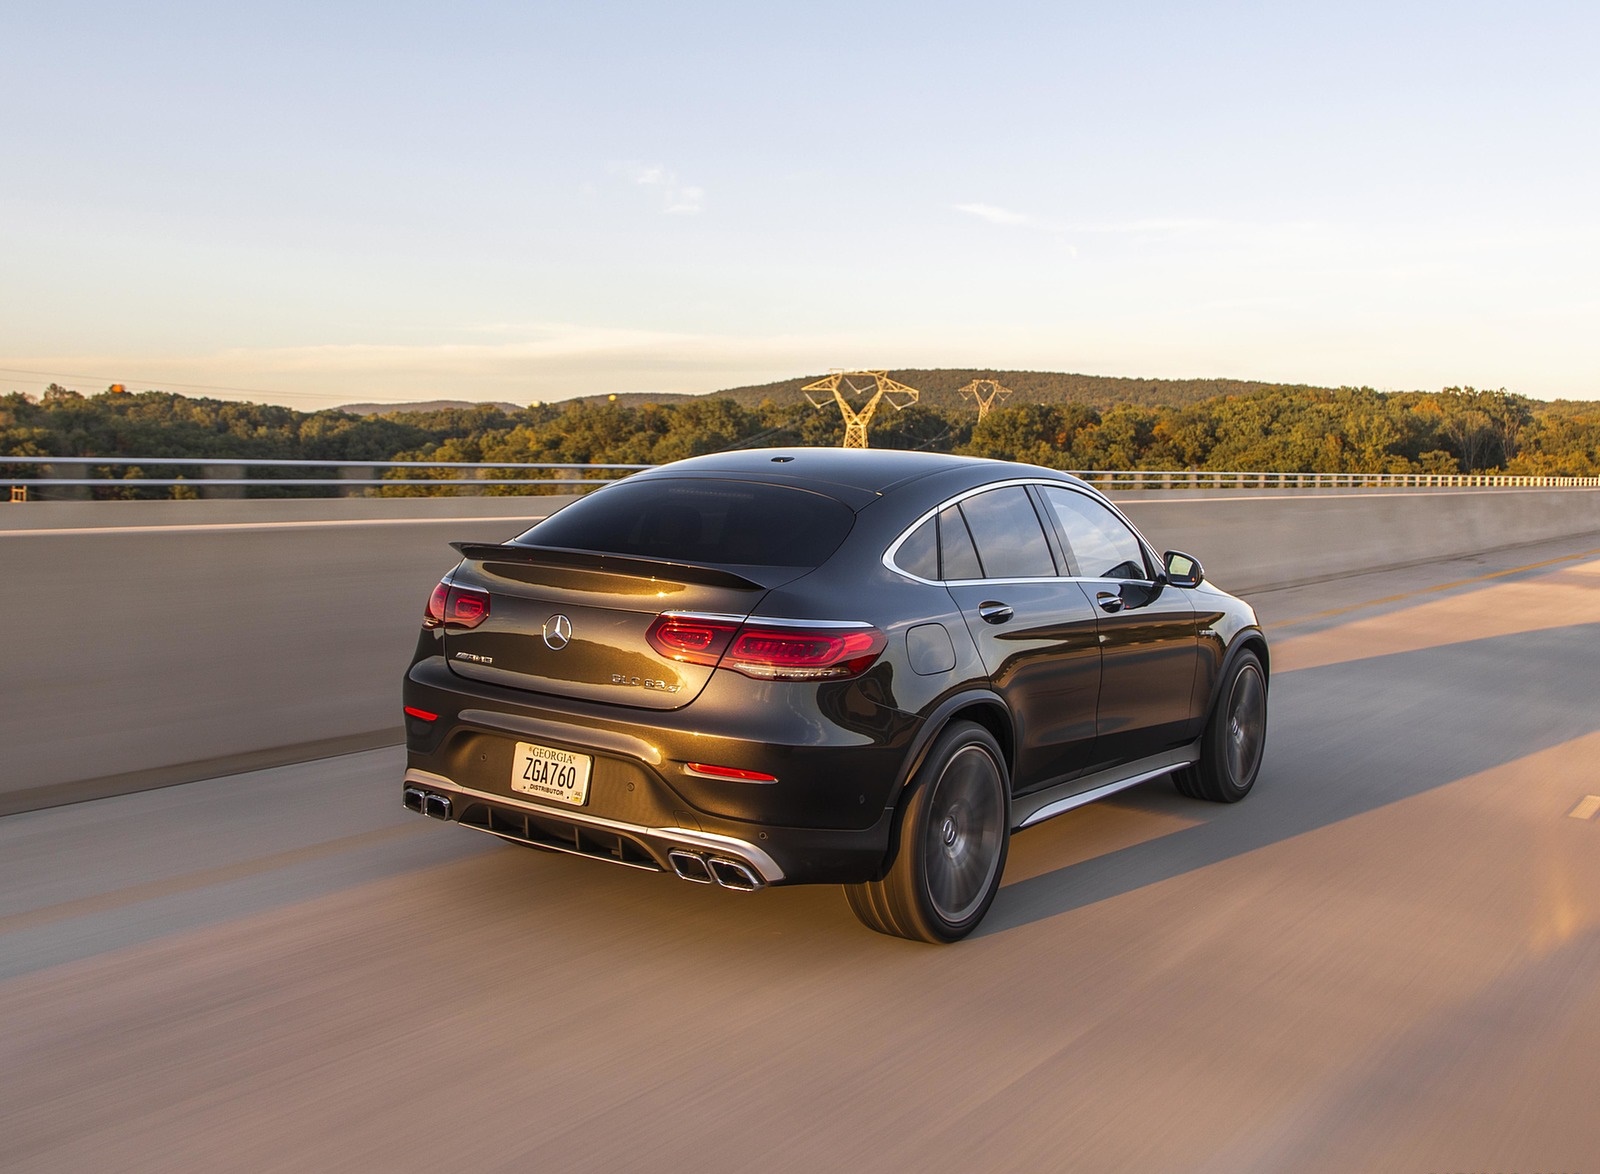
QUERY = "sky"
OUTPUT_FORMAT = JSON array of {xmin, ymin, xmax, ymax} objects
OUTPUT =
[{"xmin": 3, "ymin": 0, "xmax": 1598, "ymax": 409}]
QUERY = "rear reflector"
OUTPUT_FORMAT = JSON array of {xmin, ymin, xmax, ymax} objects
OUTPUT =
[
  {"xmin": 404, "ymin": 706, "xmax": 438, "ymax": 722},
  {"xmin": 648, "ymin": 613, "xmax": 886, "ymax": 682},
  {"xmin": 685, "ymin": 762, "xmax": 779, "ymax": 783}
]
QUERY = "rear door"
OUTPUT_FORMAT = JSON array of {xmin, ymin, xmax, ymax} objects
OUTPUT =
[
  {"xmin": 940, "ymin": 485, "xmax": 1103, "ymax": 790},
  {"xmin": 1036, "ymin": 485, "xmax": 1200, "ymax": 766}
]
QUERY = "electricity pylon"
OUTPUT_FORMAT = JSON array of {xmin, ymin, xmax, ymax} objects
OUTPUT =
[
  {"xmin": 960, "ymin": 378, "xmax": 1013, "ymax": 420},
  {"xmin": 802, "ymin": 371, "xmax": 920, "ymax": 449}
]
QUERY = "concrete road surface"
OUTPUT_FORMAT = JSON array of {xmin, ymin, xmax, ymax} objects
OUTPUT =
[{"xmin": 4, "ymin": 535, "xmax": 1600, "ymax": 1173}]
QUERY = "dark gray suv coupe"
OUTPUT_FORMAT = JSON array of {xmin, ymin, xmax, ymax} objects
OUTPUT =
[{"xmin": 401, "ymin": 448, "xmax": 1268, "ymax": 942}]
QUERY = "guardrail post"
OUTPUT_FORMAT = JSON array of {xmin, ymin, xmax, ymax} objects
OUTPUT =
[
  {"xmin": 201, "ymin": 464, "xmax": 245, "ymax": 499},
  {"xmin": 9, "ymin": 485, "xmax": 27, "ymax": 503},
  {"xmin": 340, "ymin": 465, "xmax": 377, "ymax": 498},
  {"xmin": 40, "ymin": 463, "xmax": 90, "ymax": 501}
]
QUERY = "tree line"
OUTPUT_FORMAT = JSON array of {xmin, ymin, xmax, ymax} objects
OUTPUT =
[{"xmin": 4, "ymin": 380, "xmax": 1598, "ymax": 498}]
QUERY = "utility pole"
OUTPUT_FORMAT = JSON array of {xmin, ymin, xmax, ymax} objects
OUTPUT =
[{"xmin": 802, "ymin": 371, "xmax": 920, "ymax": 449}]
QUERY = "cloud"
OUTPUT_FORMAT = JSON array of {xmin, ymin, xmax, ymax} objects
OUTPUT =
[
  {"xmin": 618, "ymin": 163, "xmax": 705, "ymax": 215},
  {"xmin": 955, "ymin": 204, "xmax": 1319, "ymax": 242},
  {"xmin": 953, "ymin": 203, "xmax": 1077, "ymax": 255},
  {"xmin": 954, "ymin": 203, "xmax": 1061, "ymax": 231}
]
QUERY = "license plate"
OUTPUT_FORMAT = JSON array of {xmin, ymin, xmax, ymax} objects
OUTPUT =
[{"xmin": 510, "ymin": 741, "xmax": 592, "ymax": 806}]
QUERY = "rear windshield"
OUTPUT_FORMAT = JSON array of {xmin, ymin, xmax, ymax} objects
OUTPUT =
[{"xmin": 516, "ymin": 478, "xmax": 855, "ymax": 568}]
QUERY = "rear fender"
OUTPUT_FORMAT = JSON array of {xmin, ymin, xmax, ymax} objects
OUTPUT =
[{"xmin": 891, "ymin": 688, "xmax": 1013, "ymax": 805}]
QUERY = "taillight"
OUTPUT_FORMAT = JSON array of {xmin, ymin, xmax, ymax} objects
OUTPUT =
[
  {"xmin": 647, "ymin": 613, "xmax": 885, "ymax": 681},
  {"xmin": 724, "ymin": 625, "xmax": 885, "ymax": 680},
  {"xmin": 447, "ymin": 586, "xmax": 490, "ymax": 628},
  {"xmin": 646, "ymin": 614, "xmax": 741, "ymax": 665},
  {"xmin": 423, "ymin": 580, "xmax": 491, "ymax": 630},
  {"xmin": 423, "ymin": 581, "xmax": 449, "ymax": 628}
]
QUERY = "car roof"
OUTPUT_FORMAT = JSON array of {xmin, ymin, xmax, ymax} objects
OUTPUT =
[{"xmin": 631, "ymin": 447, "xmax": 1079, "ymax": 506}]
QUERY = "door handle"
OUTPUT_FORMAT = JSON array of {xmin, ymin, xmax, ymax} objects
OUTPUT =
[
  {"xmin": 977, "ymin": 602, "xmax": 1013, "ymax": 625},
  {"xmin": 1095, "ymin": 591, "xmax": 1125, "ymax": 614}
]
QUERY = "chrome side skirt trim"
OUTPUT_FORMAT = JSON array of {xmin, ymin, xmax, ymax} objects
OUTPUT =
[
  {"xmin": 1012, "ymin": 744, "xmax": 1200, "ymax": 831},
  {"xmin": 402, "ymin": 768, "xmax": 786, "ymax": 882}
]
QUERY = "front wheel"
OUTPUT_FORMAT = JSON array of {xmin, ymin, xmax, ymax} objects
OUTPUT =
[
  {"xmin": 845, "ymin": 721, "xmax": 1010, "ymax": 943},
  {"xmin": 1175, "ymin": 648, "xmax": 1267, "ymax": 803}
]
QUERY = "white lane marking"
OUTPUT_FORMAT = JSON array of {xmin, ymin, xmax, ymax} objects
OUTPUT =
[
  {"xmin": 1568, "ymin": 795, "xmax": 1600, "ymax": 821},
  {"xmin": 0, "ymin": 516, "xmax": 547, "ymax": 538}
]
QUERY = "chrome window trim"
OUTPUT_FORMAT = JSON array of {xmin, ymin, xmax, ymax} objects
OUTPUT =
[{"xmin": 881, "ymin": 477, "xmax": 1160, "ymax": 588}]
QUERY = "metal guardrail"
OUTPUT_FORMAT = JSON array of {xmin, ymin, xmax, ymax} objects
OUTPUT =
[
  {"xmin": 1060, "ymin": 469, "xmax": 1600, "ymax": 490},
  {"xmin": 0, "ymin": 456, "xmax": 652, "ymax": 495},
  {"xmin": 2, "ymin": 456, "xmax": 1598, "ymax": 498}
]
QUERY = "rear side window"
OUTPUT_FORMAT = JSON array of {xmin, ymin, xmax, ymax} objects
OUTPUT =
[
  {"xmin": 956, "ymin": 487, "xmax": 1058, "ymax": 579},
  {"xmin": 518, "ymin": 479, "xmax": 855, "ymax": 568},
  {"xmin": 939, "ymin": 506, "xmax": 983, "ymax": 580},
  {"xmin": 896, "ymin": 517, "xmax": 939, "ymax": 579}
]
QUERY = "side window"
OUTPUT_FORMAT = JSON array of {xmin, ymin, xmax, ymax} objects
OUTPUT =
[
  {"xmin": 1040, "ymin": 487, "xmax": 1151, "ymax": 580},
  {"xmin": 895, "ymin": 517, "xmax": 938, "ymax": 579},
  {"xmin": 955, "ymin": 487, "xmax": 1058, "ymax": 579},
  {"xmin": 938, "ymin": 505, "xmax": 983, "ymax": 580}
]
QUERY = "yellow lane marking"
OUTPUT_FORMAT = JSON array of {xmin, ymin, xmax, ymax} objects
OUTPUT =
[
  {"xmin": 1273, "ymin": 547, "xmax": 1600, "ymax": 629},
  {"xmin": 1569, "ymin": 796, "xmax": 1600, "ymax": 821}
]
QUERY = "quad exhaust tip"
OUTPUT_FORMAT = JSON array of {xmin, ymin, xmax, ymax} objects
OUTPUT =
[
  {"xmin": 404, "ymin": 787, "xmax": 452, "ymax": 821},
  {"xmin": 669, "ymin": 849, "xmax": 762, "ymax": 891}
]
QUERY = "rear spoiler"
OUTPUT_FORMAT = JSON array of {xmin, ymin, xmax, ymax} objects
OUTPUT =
[{"xmin": 450, "ymin": 542, "xmax": 767, "ymax": 592}]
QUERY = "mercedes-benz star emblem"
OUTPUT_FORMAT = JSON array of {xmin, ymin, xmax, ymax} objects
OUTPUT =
[{"xmin": 542, "ymin": 614, "xmax": 573, "ymax": 651}]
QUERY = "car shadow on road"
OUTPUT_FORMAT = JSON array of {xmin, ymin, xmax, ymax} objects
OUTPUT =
[{"xmin": 979, "ymin": 620, "xmax": 1600, "ymax": 937}]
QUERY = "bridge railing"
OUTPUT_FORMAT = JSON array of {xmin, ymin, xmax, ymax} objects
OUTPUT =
[
  {"xmin": 3, "ymin": 455, "xmax": 1599, "ymax": 499},
  {"xmin": 0, "ymin": 456, "xmax": 653, "ymax": 498},
  {"xmin": 1062, "ymin": 469, "xmax": 1600, "ymax": 490}
]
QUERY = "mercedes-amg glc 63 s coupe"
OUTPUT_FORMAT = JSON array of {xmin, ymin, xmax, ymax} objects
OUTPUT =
[{"xmin": 401, "ymin": 448, "xmax": 1268, "ymax": 942}]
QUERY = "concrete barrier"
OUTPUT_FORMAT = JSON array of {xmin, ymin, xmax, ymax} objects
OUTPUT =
[
  {"xmin": 4, "ymin": 488, "xmax": 1599, "ymax": 814},
  {"xmin": 1114, "ymin": 487, "xmax": 1600, "ymax": 594}
]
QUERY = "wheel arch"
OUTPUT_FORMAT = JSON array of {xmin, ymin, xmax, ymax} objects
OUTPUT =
[
  {"xmin": 1208, "ymin": 629, "xmax": 1270, "ymax": 717},
  {"xmin": 892, "ymin": 689, "xmax": 1015, "ymax": 803}
]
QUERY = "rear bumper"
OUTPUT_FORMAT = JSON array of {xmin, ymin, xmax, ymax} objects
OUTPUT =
[
  {"xmin": 402, "ymin": 768, "xmax": 896, "ymax": 886},
  {"xmin": 402, "ymin": 654, "xmax": 914, "ymax": 884},
  {"xmin": 405, "ymin": 766, "xmax": 785, "ymax": 884}
]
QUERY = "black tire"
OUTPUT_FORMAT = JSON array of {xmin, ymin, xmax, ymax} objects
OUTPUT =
[
  {"xmin": 1175, "ymin": 648, "xmax": 1267, "ymax": 803},
  {"xmin": 845, "ymin": 721, "xmax": 1010, "ymax": 943}
]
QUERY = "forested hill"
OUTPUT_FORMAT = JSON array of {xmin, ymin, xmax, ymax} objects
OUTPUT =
[
  {"xmin": 6, "ymin": 380, "xmax": 1600, "ymax": 490},
  {"xmin": 568, "ymin": 370, "xmax": 1334, "ymax": 411}
]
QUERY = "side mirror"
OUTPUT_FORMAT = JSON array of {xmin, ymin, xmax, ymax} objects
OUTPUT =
[{"xmin": 1163, "ymin": 550, "xmax": 1204, "ymax": 588}]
